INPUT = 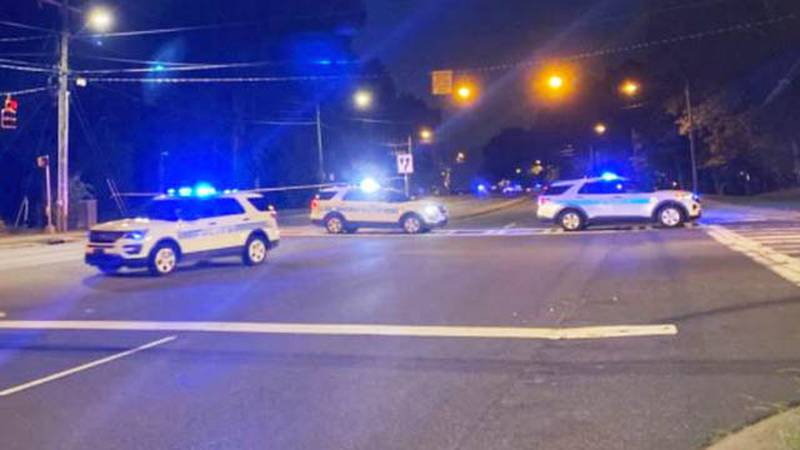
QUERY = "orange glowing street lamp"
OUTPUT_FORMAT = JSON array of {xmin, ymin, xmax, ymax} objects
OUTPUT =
[
  {"xmin": 452, "ymin": 79, "xmax": 478, "ymax": 106},
  {"xmin": 594, "ymin": 123, "xmax": 607, "ymax": 135},
  {"xmin": 547, "ymin": 75, "xmax": 565, "ymax": 90},
  {"xmin": 532, "ymin": 63, "xmax": 577, "ymax": 102},
  {"xmin": 619, "ymin": 79, "xmax": 641, "ymax": 97}
]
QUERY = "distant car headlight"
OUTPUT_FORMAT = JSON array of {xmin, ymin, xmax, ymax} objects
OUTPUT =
[{"xmin": 123, "ymin": 230, "xmax": 148, "ymax": 241}]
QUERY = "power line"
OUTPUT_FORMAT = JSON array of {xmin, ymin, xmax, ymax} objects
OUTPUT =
[
  {"xmin": 0, "ymin": 57, "xmax": 53, "ymax": 69},
  {"xmin": 0, "ymin": 20, "xmax": 56, "ymax": 34},
  {"xmin": 0, "ymin": 86, "xmax": 53, "ymax": 96},
  {"xmin": 0, "ymin": 62, "xmax": 55, "ymax": 73},
  {"xmin": 73, "ymin": 59, "xmax": 295, "ymax": 75},
  {"xmin": 81, "ymin": 21, "xmax": 257, "ymax": 38},
  {"xmin": 81, "ymin": 73, "xmax": 382, "ymax": 84},
  {"xmin": 456, "ymin": 13, "xmax": 797, "ymax": 74},
  {"xmin": 0, "ymin": 35, "xmax": 53, "ymax": 43}
]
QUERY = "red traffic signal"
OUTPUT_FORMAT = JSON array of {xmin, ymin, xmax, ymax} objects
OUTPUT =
[{"xmin": 2, "ymin": 95, "xmax": 18, "ymax": 130}]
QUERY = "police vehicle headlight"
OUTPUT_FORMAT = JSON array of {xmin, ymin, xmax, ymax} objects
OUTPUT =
[
  {"xmin": 424, "ymin": 205, "xmax": 440, "ymax": 218},
  {"xmin": 123, "ymin": 230, "xmax": 148, "ymax": 241}
]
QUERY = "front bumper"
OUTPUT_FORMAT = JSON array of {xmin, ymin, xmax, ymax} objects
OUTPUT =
[
  {"xmin": 85, "ymin": 251, "xmax": 147, "ymax": 269},
  {"xmin": 425, "ymin": 218, "xmax": 448, "ymax": 228}
]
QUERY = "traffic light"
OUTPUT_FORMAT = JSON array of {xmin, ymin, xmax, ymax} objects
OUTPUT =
[{"xmin": 2, "ymin": 95, "xmax": 18, "ymax": 130}]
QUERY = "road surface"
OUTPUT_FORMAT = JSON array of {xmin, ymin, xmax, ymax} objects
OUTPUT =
[{"xmin": 1, "ymin": 199, "xmax": 799, "ymax": 449}]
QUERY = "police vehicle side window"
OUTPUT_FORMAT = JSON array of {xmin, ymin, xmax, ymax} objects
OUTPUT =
[
  {"xmin": 213, "ymin": 198, "xmax": 245, "ymax": 216},
  {"xmin": 579, "ymin": 181, "xmax": 621, "ymax": 194},
  {"xmin": 544, "ymin": 185, "xmax": 571, "ymax": 195},
  {"xmin": 384, "ymin": 190, "xmax": 408, "ymax": 203},
  {"xmin": 143, "ymin": 199, "xmax": 182, "ymax": 221},
  {"xmin": 343, "ymin": 190, "xmax": 372, "ymax": 202},
  {"xmin": 316, "ymin": 191, "xmax": 337, "ymax": 201},
  {"xmin": 246, "ymin": 196, "xmax": 272, "ymax": 211}
]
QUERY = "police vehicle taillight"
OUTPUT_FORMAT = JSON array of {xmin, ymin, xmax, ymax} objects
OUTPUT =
[{"xmin": 310, "ymin": 198, "xmax": 320, "ymax": 210}]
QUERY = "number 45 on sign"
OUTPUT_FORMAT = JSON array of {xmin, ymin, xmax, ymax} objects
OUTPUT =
[{"xmin": 397, "ymin": 153, "xmax": 414, "ymax": 175}]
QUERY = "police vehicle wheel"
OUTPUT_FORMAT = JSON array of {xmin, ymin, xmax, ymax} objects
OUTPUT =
[
  {"xmin": 148, "ymin": 243, "xmax": 178, "ymax": 276},
  {"xmin": 325, "ymin": 215, "xmax": 345, "ymax": 234},
  {"xmin": 243, "ymin": 235, "xmax": 268, "ymax": 266},
  {"xmin": 402, "ymin": 214, "xmax": 423, "ymax": 234},
  {"xmin": 558, "ymin": 209, "xmax": 585, "ymax": 232},
  {"xmin": 657, "ymin": 205, "xmax": 684, "ymax": 228}
]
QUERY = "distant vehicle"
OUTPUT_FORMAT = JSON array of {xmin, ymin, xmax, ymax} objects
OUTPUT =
[
  {"xmin": 85, "ymin": 190, "xmax": 280, "ymax": 276},
  {"xmin": 309, "ymin": 184, "xmax": 448, "ymax": 234},
  {"xmin": 536, "ymin": 174, "xmax": 701, "ymax": 231}
]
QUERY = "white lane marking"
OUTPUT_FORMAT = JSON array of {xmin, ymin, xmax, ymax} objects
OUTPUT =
[
  {"xmin": 503, "ymin": 222, "xmax": 517, "ymax": 229},
  {"xmin": 706, "ymin": 225, "xmax": 800, "ymax": 286},
  {"xmin": 0, "ymin": 320, "xmax": 677, "ymax": 340},
  {"xmin": 0, "ymin": 335, "xmax": 176, "ymax": 397}
]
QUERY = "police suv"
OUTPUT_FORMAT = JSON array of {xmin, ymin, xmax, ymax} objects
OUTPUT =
[
  {"xmin": 85, "ymin": 190, "xmax": 280, "ymax": 276},
  {"xmin": 310, "ymin": 184, "xmax": 448, "ymax": 234},
  {"xmin": 537, "ymin": 174, "xmax": 701, "ymax": 231}
]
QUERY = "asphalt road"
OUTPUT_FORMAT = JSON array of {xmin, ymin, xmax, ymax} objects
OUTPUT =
[{"xmin": 1, "ymin": 200, "xmax": 800, "ymax": 449}]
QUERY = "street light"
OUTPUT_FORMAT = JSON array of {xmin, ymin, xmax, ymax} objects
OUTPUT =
[
  {"xmin": 533, "ymin": 63, "xmax": 576, "ymax": 102},
  {"xmin": 456, "ymin": 152, "xmax": 466, "ymax": 164},
  {"xmin": 453, "ymin": 80, "xmax": 478, "ymax": 106},
  {"xmin": 594, "ymin": 123, "xmax": 607, "ymax": 135},
  {"xmin": 547, "ymin": 75, "xmax": 565, "ymax": 90},
  {"xmin": 353, "ymin": 89, "xmax": 373, "ymax": 110},
  {"xmin": 86, "ymin": 6, "xmax": 114, "ymax": 33},
  {"xmin": 419, "ymin": 127, "xmax": 433, "ymax": 143},
  {"xmin": 619, "ymin": 80, "xmax": 641, "ymax": 97}
]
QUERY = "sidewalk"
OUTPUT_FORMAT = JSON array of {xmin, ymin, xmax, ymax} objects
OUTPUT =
[
  {"xmin": 701, "ymin": 197, "xmax": 800, "ymax": 224},
  {"xmin": 707, "ymin": 405, "xmax": 800, "ymax": 450},
  {"xmin": 0, "ymin": 230, "xmax": 85, "ymax": 249}
]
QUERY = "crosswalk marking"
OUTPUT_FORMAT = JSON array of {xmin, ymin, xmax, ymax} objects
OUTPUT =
[{"xmin": 706, "ymin": 224, "xmax": 800, "ymax": 286}]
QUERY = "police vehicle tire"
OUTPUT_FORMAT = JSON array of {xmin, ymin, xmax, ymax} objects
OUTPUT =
[
  {"xmin": 401, "ymin": 213, "xmax": 424, "ymax": 234},
  {"xmin": 243, "ymin": 234, "xmax": 268, "ymax": 266},
  {"xmin": 148, "ymin": 242, "xmax": 179, "ymax": 276},
  {"xmin": 558, "ymin": 209, "xmax": 585, "ymax": 232},
  {"xmin": 656, "ymin": 204, "xmax": 685, "ymax": 228},
  {"xmin": 324, "ymin": 214, "xmax": 346, "ymax": 234}
]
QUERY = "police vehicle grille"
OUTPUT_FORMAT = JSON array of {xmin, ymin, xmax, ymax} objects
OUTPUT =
[{"xmin": 89, "ymin": 230, "xmax": 125, "ymax": 243}]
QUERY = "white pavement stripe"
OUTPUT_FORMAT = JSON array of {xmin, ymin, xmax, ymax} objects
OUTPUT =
[
  {"xmin": 0, "ymin": 335, "xmax": 176, "ymax": 397},
  {"xmin": 0, "ymin": 320, "xmax": 678, "ymax": 340},
  {"xmin": 706, "ymin": 225, "xmax": 800, "ymax": 286}
]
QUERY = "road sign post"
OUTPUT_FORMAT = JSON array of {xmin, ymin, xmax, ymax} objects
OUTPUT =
[
  {"xmin": 397, "ymin": 149, "xmax": 414, "ymax": 197},
  {"xmin": 37, "ymin": 155, "xmax": 55, "ymax": 234}
]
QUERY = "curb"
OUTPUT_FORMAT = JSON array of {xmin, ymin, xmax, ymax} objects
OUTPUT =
[{"xmin": 706, "ymin": 405, "xmax": 800, "ymax": 450}]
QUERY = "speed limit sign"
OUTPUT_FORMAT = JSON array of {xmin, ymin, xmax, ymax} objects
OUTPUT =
[{"xmin": 397, "ymin": 153, "xmax": 414, "ymax": 175}]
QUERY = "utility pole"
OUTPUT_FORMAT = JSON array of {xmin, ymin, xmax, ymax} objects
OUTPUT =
[
  {"xmin": 56, "ymin": 0, "xmax": 71, "ymax": 232},
  {"xmin": 315, "ymin": 104, "xmax": 325, "ymax": 183},
  {"xmin": 684, "ymin": 80, "xmax": 699, "ymax": 193}
]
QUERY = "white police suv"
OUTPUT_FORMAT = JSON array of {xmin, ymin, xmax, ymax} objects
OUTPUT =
[
  {"xmin": 85, "ymin": 189, "xmax": 280, "ymax": 276},
  {"xmin": 537, "ymin": 174, "xmax": 701, "ymax": 231},
  {"xmin": 309, "ymin": 182, "xmax": 448, "ymax": 234}
]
